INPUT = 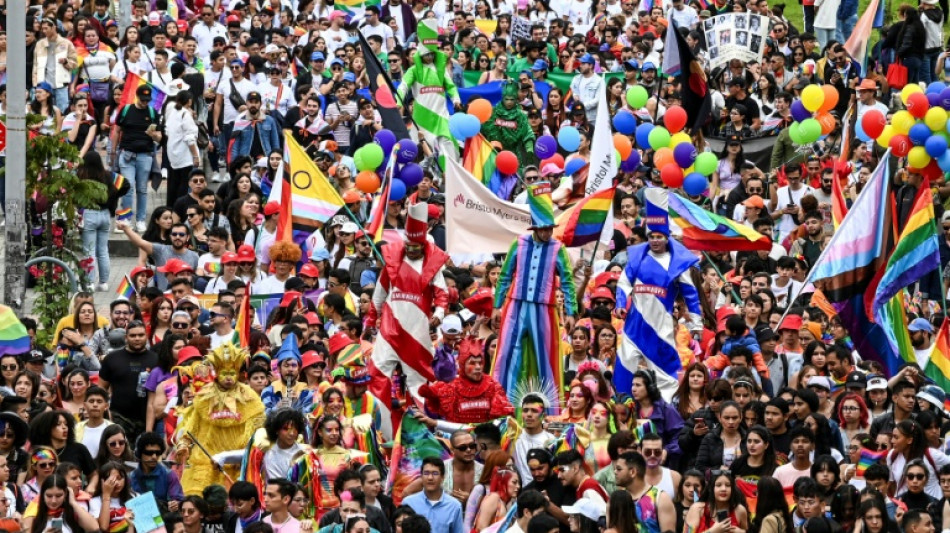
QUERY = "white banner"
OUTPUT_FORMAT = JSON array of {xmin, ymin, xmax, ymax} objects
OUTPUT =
[
  {"xmin": 444, "ymin": 158, "xmax": 533, "ymax": 254},
  {"xmin": 585, "ymin": 81, "xmax": 617, "ymax": 244},
  {"xmin": 703, "ymin": 13, "xmax": 768, "ymax": 71}
]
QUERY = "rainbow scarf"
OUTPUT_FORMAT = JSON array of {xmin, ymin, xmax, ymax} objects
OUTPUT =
[{"xmin": 32, "ymin": 449, "xmax": 56, "ymax": 464}]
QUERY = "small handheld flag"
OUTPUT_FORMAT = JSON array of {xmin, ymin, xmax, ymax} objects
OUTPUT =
[
  {"xmin": 115, "ymin": 208, "xmax": 133, "ymax": 222},
  {"xmin": 115, "ymin": 275, "xmax": 136, "ymax": 300}
]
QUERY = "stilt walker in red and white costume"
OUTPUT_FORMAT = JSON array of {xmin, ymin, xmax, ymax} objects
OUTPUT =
[{"xmin": 368, "ymin": 202, "xmax": 450, "ymax": 400}]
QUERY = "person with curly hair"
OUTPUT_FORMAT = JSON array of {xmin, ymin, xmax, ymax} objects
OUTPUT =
[{"xmin": 253, "ymin": 241, "xmax": 302, "ymax": 294}]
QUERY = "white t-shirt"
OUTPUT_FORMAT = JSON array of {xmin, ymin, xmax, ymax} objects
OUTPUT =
[
  {"xmin": 217, "ymin": 76, "xmax": 259, "ymax": 124},
  {"xmin": 360, "ymin": 23, "xmax": 395, "ymax": 53},
  {"xmin": 514, "ymin": 430, "xmax": 554, "ymax": 487},
  {"xmin": 265, "ymin": 443, "xmax": 303, "ymax": 479},
  {"xmin": 209, "ymin": 330, "xmax": 236, "ymax": 349},
  {"xmin": 81, "ymin": 421, "xmax": 110, "ymax": 458}
]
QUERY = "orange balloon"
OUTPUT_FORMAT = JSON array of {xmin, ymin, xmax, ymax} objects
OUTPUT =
[
  {"xmin": 613, "ymin": 134, "xmax": 633, "ymax": 161},
  {"xmin": 468, "ymin": 99, "xmax": 493, "ymax": 123},
  {"xmin": 654, "ymin": 147, "xmax": 675, "ymax": 169},
  {"xmin": 355, "ymin": 170, "xmax": 381, "ymax": 193},
  {"xmin": 816, "ymin": 112, "xmax": 836, "ymax": 135},
  {"xmin": 818, "ymin": 85, "xmax": 839, "ymax": 113}
]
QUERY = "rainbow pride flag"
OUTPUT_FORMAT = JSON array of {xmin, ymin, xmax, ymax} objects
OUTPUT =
[
  {"xmin": 115, "ymin": 275, "xmax": 135, "ymax": 300},
  {"xmin": 856, "ymin": 446, "xmax": 887, "ymax": 476},
  {"xmin": 924, "ymin": 317, "xmax": 950, "ymax": 395},
  {"xmin": 668, "ymin": 192, "xmax": 772, "ymax": 251},
  {"xmin": 386, "ymin": 412, "xmax": 450, "ymax": 505},
  {"xmin": 462, "ymin": 134, "xmax": 499, "ymax": 187},
  {"xmin": 115, "ymin": 207, "xmax": 132, "ymax": 222},
  {"xmin": 235, "ymin": 286, "xmax": 252, "ymax": 347},
  {"xmin": 0, "ymin": 305, "xmax": 30, "ymax": 356},
  {"xmin": 119, "ymin": 72, "xmax": 167, "ymax": 114},
  {"xmin": 554, "ymin": 187, "xmax": 615, "ymax": 247},
  {"xmin": 167, "ymin": 1, "xmax": 178, "ymax": 20}
]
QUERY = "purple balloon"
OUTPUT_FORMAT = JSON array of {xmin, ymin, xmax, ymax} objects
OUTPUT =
[
  {"xmin": 374, "ymin": 129, "xmax": 397, "ymax": 154},
  {"xmin": 627, "ymin": 150, "xmax": 641, "ymax": 169},
  {"xmin": 673, "ymin": 142, "xmax": 697, "ymax": 168},
  {"xmin": 620, "ymin": 156, "xmax": 638, "ymax": 172},
  {"xmin": 929, "ymin": 92, "xmax": 943, "ymax": 108},
  {"xmin": 399, "ymin": 163, "xmax": 424, "ymax": 188},
  {"xmin": 791, "ymin": 100, "xmax": 812, "ymax": 122},
  {"xmin": 940, "ymin": 87, "xmax": 950, "ymax": 110},
  {"xmin": 535, "ymin": 135, "xmax": 558, "ymax": 160},
  {"xmin": 395, "ymin": 140, "xmax": 418, "ymax": 164}
]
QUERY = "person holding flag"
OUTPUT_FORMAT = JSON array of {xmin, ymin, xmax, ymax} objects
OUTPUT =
[
  {"xmin": 396, "ymin": 19, "xmax": 461, "ymax": 162},
  {"xmin": 491, "ymin": 183, "xmax": 577, "ymax": 412},
  {"xmin": 615, "ymin": 188, "xmax": 703, "ymax": 401},
  {"xmin": 368, "ymin": 202, "xmax": 450, "ymax": 399}
]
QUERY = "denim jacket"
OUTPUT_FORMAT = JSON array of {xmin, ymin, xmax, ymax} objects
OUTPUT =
[{"xmin": 229, "ymin": 113, "xmax": 281, "ymax": 161}]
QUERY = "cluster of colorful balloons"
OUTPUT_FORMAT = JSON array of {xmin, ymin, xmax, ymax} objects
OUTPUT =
[
  {"xmin": 788, "ymin": 84, "xmax": 839, "ymax": 145},
  {"xmin": 353, "ymin": 129, "xmax": 420, "ymax": 202},
  {"xmin": 634, "ymin": 105, "xmax": 715, "ymax": 195},
  {"xmin": 861, "ymin": 84, "xmax": 950, "ymax": 174}
]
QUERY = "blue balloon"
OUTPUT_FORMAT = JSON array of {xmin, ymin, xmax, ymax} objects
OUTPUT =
[
  {"xmin": 389, "ymin": 178, "xmax": 407, "ymax": 202},
  {"xmin": 463, "ymin": 114, "xmax": 482, "ymax": 138},
  {"xmin": 564, "ymin": 157, "xmax": 586, "ymax": 176},
  {"xmin": 558, "ymin": 126, "xmax": 581, "ymax": 152},
  {"xmin": 399, "ymin": 163, "xmax": 424, "ymax": 188},
  {"xmin": 939, "ymin": 151, "xmax": 950, "ymax": 171},
  {"xmin": 613, "ymin": 111, "xmax": 637, "ymax": 135},
  {"xmin": 449, "ymin": 113, "xmax": 468, "ymax": 139},
  {"xmin": 910, "ymin": 123, "xmax": 932, "ymax": 145},
  {"xmin": 791, "ymin": 100, "xmax": 812, "ymax": 122},
  {"xmin": 855, "ymin": 120, "xmax": 870, "ymax": 142},
  {"xmin": 683, "ymin": 172, "xmax": 709, "ymax": 196},
  {"xmin": 926, "ymin": 135, "xmax": 949, "ymax": 158},
  {"xmin": 395, "ymin": 140, "xmax": 418, "ymax": 164},
  {"xmin": 374, "ymin": 129, "xmax": 397, "ymax": 154},
  {"xmin": 635, "ymin": 123, "xmax": 654, "ymax": 149},
  {"xmin": 929, "ymin": 81, "xmax": 948, "ymax": 95}
]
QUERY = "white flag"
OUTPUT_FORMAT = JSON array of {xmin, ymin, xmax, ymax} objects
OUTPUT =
[
  {"xmin": 444, "ymin": 157, "xmax": 533, "ymax": 254},
  {"xmin": 584, "ymin": 80, "xmax": 617, "ymax": 244}
]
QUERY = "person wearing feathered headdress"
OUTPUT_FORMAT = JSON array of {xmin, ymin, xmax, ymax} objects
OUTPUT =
[{"xmin": 175, "ymin": 342, "xmax": 265, "ymax": 495}]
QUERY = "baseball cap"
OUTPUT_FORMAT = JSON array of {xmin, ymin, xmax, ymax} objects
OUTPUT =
[
  {"xmin": 867, "ymin": 376, "xmax": 888, "ymax": 391},
  {"xmin": 340, "ymin": 222, "xmax": 359, "ymax": 234},
  {"xmin": 176, "ymin": 295, "xmax": 201, "ymax": 310},
  {"xmin": 909, "ymin": 317, "xmax": 934, "ymax": 333},
  {"xmin": 441, "ymin": 315, "xmax": 463, "ymax": 335},
  {"xmin": 918, "ymin": 384, "xmax": 946, "ymax": 406},
  {"xmin": 578, "ymin": 53, "xmax": 596, "ymax": 64},
  {"xmin": 541, "ymin": 163, "xmax": 564, "ymax": 177},
  {"xmin": 230, "ymin": 58, "xmax": 245, "ymax": 66},
  {"xmin": 329, "ymin": 58, "xmax": 345, "ymax": 68},
  {"xmin": 806, "ymin": 376, "xmax": 832, "ymax": 391},
  {"xmin": 642, "ymin": 61, "xmax": 657, "ymax": 71},
  {"xmin": 342, "ymin": 72, "xmax": 357, "ymax": 83},
  {"xmin": 136, "ymin": 85, "xmax": 152, "ymax": 98},
  {"xmin": 303, "ymin": 312, "xmax": 322, "ymax": 327},
  {"xmin": 624, "ymin": 59, "xmax": 640, "ymax": 70},
  {"xmin": 845, "ymin": 371, "xmax": 867, "ymax": 388},
  {"xmin": 221, "ymin": 252, "xmax": 240, "ymax": 265},
  {"xmin": 263, "ymin": 201, "xmax": 280, "ymax": 216},
  {"xmin": 246, "ymin": 91, "xmax": 262, "ymax": 102},
  {"xmin": 176, "ymin": 346, "xmax": 203, "ymax": 366},
  {"xmin": 562, "ymin": 498, "xmax": 606, "ymax": 523},
  {"xmin": 158, "ymin": 258, "xmax": 194, "ymax": 274},
  {"xmin": 742, "ymin": 195, "xmax": 765, "ymax": 209},
  {"xmin": 311, "ymin": 248, "xmax": 332, "ymax": 261},
  {"xmin": 301, "ymin": 349, "xmax": 325, "ymax": 369},
  {"xmin": 148, "ymin": 11, "xmax": 161, "ymax": 24},
  {"xmin": 311, "ymin": 51, "xmax": 326, "ymax": 61},
  {"xmin": 571, "ymin": 102, "xmax": 586, "ymax": 115},
  {"xmin": 236, "ymin": 244, "xmax": 256, "ymax": 262},
  {"xmin": 264, "ymin": 43, "xmax": 279, "ymax": 54},
  {"xmin": 298, "ymin": 263, "xmax": 319, "ymax": 278},
  {"xmin": 755, "ymin": 326, "xmax": 777, "ymax": 343},
  {"xmin": 728, "ymin": 77, "xmax": 747, "ymax": 88},
  {"xmin": 590, "ymin": 286, "xmax": 615, "ymax": 303},
  {"xmin": 342, "ymin": 190, "xmax": 361, "ymax": 204},
  {"xmin": 531, "ymin": 59, "xmax": 548, "ymax": 71}
]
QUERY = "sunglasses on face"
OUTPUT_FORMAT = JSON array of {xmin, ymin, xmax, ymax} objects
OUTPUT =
[
  {"xmin": 172, "ymin": 322, "xmax": 190, "ymax": 329},
  {"xmin": 454, "ymin": 443, "xmax": 478, "ymax": 451}
]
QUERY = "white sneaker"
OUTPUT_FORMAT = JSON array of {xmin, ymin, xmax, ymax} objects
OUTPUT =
[
  {"xmin": 97, "ymin": 283, "xmax": 109, "ymax": 292},
  {"xmin": 211, "ymin": 172, "xmax": 223, "ymax": 183},
  {"xmin": 135, "ymin": 221, "xmax": 147, "ymax": 233}
]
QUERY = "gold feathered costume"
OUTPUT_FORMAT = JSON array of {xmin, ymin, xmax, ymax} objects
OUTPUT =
[{"xmin": 176, "ymin": 343, "xmax": 265, "ymax": 495}]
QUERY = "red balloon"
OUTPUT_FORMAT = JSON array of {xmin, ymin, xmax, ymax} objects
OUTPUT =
[
  {"xmin": 660, "ymin": 164, "xmax": 685, "ymax": 188},
  {"xmin": 862, "ymin": 109, "xmax": 886, "ymax": 139},
  {"xmin": 541, "ymin": 154, "xmax": 565, "ymax": 169},
  {"xmin": 907, "ymin": 92, "xmax": 930, "ymax": 119},
  {"xmin": 664, "ymin": 105, "xmax": 688, "ymax": 134},
  {"xmin": 890, "ymin": 134, "xmax": 912, "ymax": 157},
  {"xmin": 924, "ymin": 159, "xmax": 943, "ymax": 180},
  {"xmin": 497, "ymin": 151, "xmax": 519, "ymax": 174}
]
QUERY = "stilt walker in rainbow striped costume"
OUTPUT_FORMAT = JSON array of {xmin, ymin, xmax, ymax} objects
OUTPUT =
[{"xmin": 491, "ymin": 183, "xmax": 577, "ymax": 412}]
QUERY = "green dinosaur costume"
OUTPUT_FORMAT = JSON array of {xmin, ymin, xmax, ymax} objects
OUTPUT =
[{"xmin": 481, "ymin": 81, "xmax": 536, "ymax": 166}]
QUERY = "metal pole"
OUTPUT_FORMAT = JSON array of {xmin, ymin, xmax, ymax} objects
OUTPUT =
[{"xmin": 4, "ymin": 1, "xmax": 27, "ymax": 310}]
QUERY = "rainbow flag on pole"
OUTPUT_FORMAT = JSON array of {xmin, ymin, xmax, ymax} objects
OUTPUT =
[
  {"xmin": 924, "ymin": 317, "xmax": 950, "ymax": 393},
  {"xmin": 856, "ymin": 446, "xmax": 887, "ymax": 476},
  {"xmin": 115, "ymin": 275, "xmax": 136, "ymax": 300},
  {"xmin": 668, "ymin": 192, "xmax": 772, "ymax": 251},
  {"xmin": 553, "ymin": 187, "xmax": 616, "ymax": 247},
  {"xmin": 462, "ymin": 134, "xmax": 500, "ymax": 188},
  {"xmin": 119, "ymin": 72, "xmax": 167, "ymax": 114},
  {"xmin": 0, "ymin": 306, "xmax": 30, "ymax": 356}
]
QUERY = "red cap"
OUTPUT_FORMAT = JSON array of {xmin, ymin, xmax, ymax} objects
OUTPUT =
[
  {"xmin": 354, "ymin": 229, "xmax": 366, "ymax": 239},
  {"xmin": 304, "ymin": 312, "xmax": 322, "ymax": 326},
  {"xmin": 301, "ymin": 350, "xmax": 325, "ymax": 369},
  {"xmin": 176, "ymin": 346, "xmax": 202, "ymax": 365},
  {"xmin": 779, "ymin": 314, "xmax": 803, "ymax": 332},
  {"xmin": 129, "ymin": 265, "xmax": 154, "ymax": 279},
  {"xmin": 594, "ymin": 271, "xmax": 620, "ymax": 287},
  {"xmin": 236, "ymin": 244, "xmax": 256, "ymax": 262},
  {"xmin": 158, "ymin": 258, "xmax": 195, "ymax": 274},
  {"xmin": 590, "ymin": 286, "xmax": 615, "ymax": 302},
  {"xmin": 328, "ymin": 332, "xmax": 356, "ymax": 354},
  {"xmin": 221, "ymin": 252, "xmax": 239, "ymax": 264},
  {"xmin": 463, "ymin": 287, "xmax": 494, "ymax": 317},
  {"xmin": 226, "ymin": 14, "xmax": 240, "ymax": 23},
  {"xmin": 342, "ymin": 190, "xmax": 361, "ymax": 204},
  {"xmin": 263, "ymin": 201, "xmax": 280, "ymax": 216},
  {"xmin": 279, "ymin": 291, "xmax": 302, "ymax": 308},
  {"xmin": 176, "ymin": 20, "xmax": 189, "ymax": 34},
  {"xmin": 298, "ymin": 263, "xmax": 319, "ymax": 278}
]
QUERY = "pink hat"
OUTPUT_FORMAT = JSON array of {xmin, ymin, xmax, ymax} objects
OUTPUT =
[{"xmin": 541, "ymin": 163, "xmax": 564, "ymax": 177}]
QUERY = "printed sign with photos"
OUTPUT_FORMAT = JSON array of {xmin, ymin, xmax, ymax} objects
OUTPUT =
[{"xmin": 704, "ymin": 13, "xmax": 769, "ymax": 70}]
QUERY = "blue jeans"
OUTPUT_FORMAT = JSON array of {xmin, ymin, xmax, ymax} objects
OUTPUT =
[
  {"xmin": 836, "ymin": 15, "xmax": 857, "ymax": 45},
  {"xmin": 816, "ymin": 28, "xmax": 836, "ymax": 50},
  {"xmin": 926, "ymin": 50, "xmax": 941, "ymax": 85},
  {"xmin": 118, "ymin": 150, "xmax": 154, "ymax": 223},
  {"xmin": 52, "ymin": 86, "xmax": 69, "ymax": 114},
  {"xmin": 82, "ymin": 208, "xmax": 111, "ymax": 284},
  {"xmin": 904, "ymin": 56, "xmax": 927, "ymax": 84}
]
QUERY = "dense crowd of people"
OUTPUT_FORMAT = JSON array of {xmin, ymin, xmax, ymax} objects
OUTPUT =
[{"xmin": 8, "ymin": 1, "xmax": 950, "ymax": 533}]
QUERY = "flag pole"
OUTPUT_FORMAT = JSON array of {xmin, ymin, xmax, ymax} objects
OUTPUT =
[{"xmin": 701, "ymin": 251, "xmax": 742, "ymax": 306}]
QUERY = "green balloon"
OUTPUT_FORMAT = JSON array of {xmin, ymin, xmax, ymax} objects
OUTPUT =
[
  {"xmin": 694, "ymin": 152, "xmax": 717, "ymax": 176},
  {"xmin": 799, "ymin": 118, "xmax": 822, "ymax": 144},
  {"xmin": 360, "ymin": 144, "xmax": 385, "ymax": 170},
  {"xmin": 648, "ymin": 126, "xmax": 671, "ymax": 151},
  {"xmin": 614, "ymin": 149, "xmax": 622, "ymax": 167},
  {"xmin": 788, "ymin": 122, "xmax": 804, "ymax": 145},
  {"xmin": 353, "ymin": 150, "xmax": 367, "ymax": 171},
  {"xmin": 626, "ymin": 86, "xmax": 649, "ymax": 109}
]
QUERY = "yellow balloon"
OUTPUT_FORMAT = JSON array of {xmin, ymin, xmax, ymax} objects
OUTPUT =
[
  {"xmin": 670, "ymin": 132, "xmax": 691, "ymax": 147},
  {"xmin": 892, "ymin": 110, "xmax": 915, "ymax": 135},
  {"xmin": 908, "ymin": 146, "xmax": 931, "ymax": 168},
  {"xmin": 877, "ymin": 125, "xmax": 895, "ymax": 148},
  {"xmin": 801, "ymin": 84, "xmax": 825, "ymax": 112},
  {"xmin": 926, "ymin": 107, "xmax": 948, "ymax": 132},
  {"xmin": 901, "ymin": 83, "xmax": 924, "ymax": 105}
]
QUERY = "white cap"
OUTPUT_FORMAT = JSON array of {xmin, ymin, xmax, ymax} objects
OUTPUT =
[
  {"xmin": 806, "ymin": 376, "xmax": 833, "ymax": 391},
  {"xmin": 340, "ymin": 222, "xmax": 359, "ymax": 234},
  {"xmin": 867, "ymin": 376, "xmax": 888, "ymax": 391},
  {"xmin": 441, "ymin": 315, "xmax": 463, "ymax": 334},
  {"xmin": 459, "ymin": 309, "xmax": 475, "ymax": 323},
  {"xmin": 264, "ymin": 43, "xmax": 280, "ymax": 54},
  {"xmin": 562, "ymin": 498, "xmax": 606, "ymax": 523}
]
